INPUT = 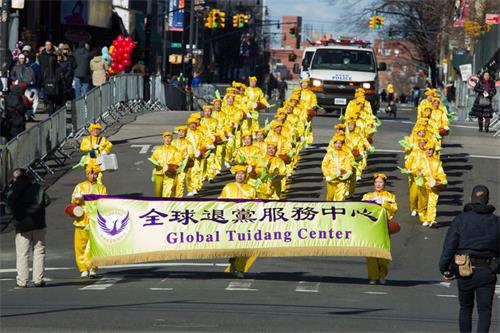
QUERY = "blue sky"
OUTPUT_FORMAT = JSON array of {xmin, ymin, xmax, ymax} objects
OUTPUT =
[{"xmin": 267, "ymin": 0, "xmax": 375, "ymax": 44}]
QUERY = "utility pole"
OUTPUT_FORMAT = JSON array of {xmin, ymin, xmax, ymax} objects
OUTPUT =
[
  {"xmin": 144, "ymin": 0, "xmax": 152, "ymax": 101},
  {"xmin": 162, "ymin": 0, "xmax": 170, "ymax": 78},
  {"xmin": 0, "ymin": 0, "xmax": 11, "ymax": 77}
]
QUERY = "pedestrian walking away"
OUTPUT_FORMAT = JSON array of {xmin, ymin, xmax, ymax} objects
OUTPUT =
[{"xmin": 439, "ymin": 185, "xmax": 499, "ymax": 333}]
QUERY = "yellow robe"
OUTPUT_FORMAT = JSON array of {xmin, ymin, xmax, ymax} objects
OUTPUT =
[
  {"xmin": 219, "ymin": 182, "xmax": 257, "ymax": 274},
  {"xmin": 321, "ymin": 149, "xmax": 354, "ymax": 201},
  {"xmin": 149, "ymin": 144, "xmax": 181, "ymax": 197},
  {"xmin": 256, "ymin": 154, "xmax": 287, "ymax": 199},
  {"xmin": 414, "ymin": 155, "xmax": 447, "ymax": 223},
  {"xmin": 172, "ymin": 137, "xmax": 195, "ymax": 197},
  {"xmin": 362, "ymin": 189, "xmax": 397, "ymax": 281},
  {"xmin": 79, "ymin": 135, "xmax": 113, "ymax": 182},
  {"xmin": 71, "ymin": 180, "xmax": 107, "ymax": 272}
]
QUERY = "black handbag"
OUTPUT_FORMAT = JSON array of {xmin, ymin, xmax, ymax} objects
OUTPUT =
[{"xmin": 478, "ymin": 96, "xmax": 491, "ymax": 107}]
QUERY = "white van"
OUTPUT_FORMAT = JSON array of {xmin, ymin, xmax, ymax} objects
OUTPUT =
[{"xmin": 294, "ymin": 38, "xmax": 386, "ymax": 114}]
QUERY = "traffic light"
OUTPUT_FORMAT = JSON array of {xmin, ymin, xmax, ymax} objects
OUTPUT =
[
  {"xmin": 375, "ymin": 16, "xmax": 384, "ymax": 29},
  {"xmin": 369, "ymin": 16, "xmax": 376, "ymax": 30},
  {"xmin": 212, "ymin": 9, "xmax": 225, "ymax": 28},
  {"xmin": 204, "ymin": 11, "xmax": 214, "ymax": 28},
  {"xmin": 232, "ymin": 15, "xmax": 240, "ymax": 28},
  {"xmin": 218, "ymin": 10, "xmax": 226, "ymax": 28},
  {"xmin": 289, "ymin": 27, "xmax": 297, "ymax": 38},
  {"xmin": 239, "ymin": 14, "xmax": 249, "ymax": 27}
]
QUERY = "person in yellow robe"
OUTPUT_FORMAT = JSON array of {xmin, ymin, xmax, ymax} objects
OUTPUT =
[
  {"xmin": 78, "ymin": 123, "xmax": 113, "ymax": 184},
  {"xmin": 199, "ymin": 105, "xmax": 219, "ymax": 181},
  {"xmin": 417, "ymin": 88, "xmax": 437, "ymax": 119},
  {"xmin": 345, "ymin": 117, "xmax": 373, "ymax": 195},
  {"xmin": 297, "ymin": 78, "xmax": 318, "ymax": 145},
  {"xmin": 404, "ymin": 136, "xmax": 429, "ymax": 217},
  {"xmin": 414, "ymin": 142, "xmax": 447, "ymax": 227},
  {"xmin": 362, "ymin": 173, "xmax": 397, "ymax": 284},
  {"xmin": 186, "ymin": 115, "xmax": 213, "ymax": 195},
  {"xmin": 212, "ymin": 98, "xmax": 229, "ymax": 173},
  {"xmin": 172, "ymin": 125, "xmax": 195, "ymax": 197},
  {"xmin": 219, "ymin": 165, "xmax": 257, "ymax": 278},
  {"xmin": 321, "ymin": 134, "xmax": 354, "ymax": 201},
  {"xmin": 222, "ymin": 93, "xmax": 245, "ymax": 167},
  {"xmin": 71, "ymin": 167, "xmax": 107, "ymax": 278},
  {"xmin": 148, "ymin": 132, "xmax": 182, "ymax": 197},
  {"xmin": 245, "ymin": 76, "xmax": 269, "ymax": 110},
  {"xmin": 255, "ymin": 140, "xmax": 287, "ymax": 199},
  {"xmin": 254, "ymin": 129, "xmax": 268, "ymax": 157}
]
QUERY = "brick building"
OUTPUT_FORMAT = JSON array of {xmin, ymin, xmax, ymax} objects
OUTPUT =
[
  {"xmin": 270, "ymin": 16, "xmax": 304, "ymax": 79},
  {"xmin": 373, "ymin": 39, "xmax": 421, "ymax": 97}
]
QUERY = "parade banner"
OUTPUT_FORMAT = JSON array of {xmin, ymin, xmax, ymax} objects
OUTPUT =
[{"xmin": 85, "ymin": 196, "xmax": 392, "ymax": 266}]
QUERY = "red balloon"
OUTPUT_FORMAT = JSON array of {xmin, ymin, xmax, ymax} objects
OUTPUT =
[
  {"xmin": 112, "ymin": 40, "xmax": 119, "ymax": 47},
  {"xmin": 117, "ymin": 35, "xmax": 124, "ymax": 41},
  {"xmin": 125, "ymin": 36, "xmax": 132, "ymax": 43},
  {"xmin": 117, "ymin": 63, "xmax": 125, "ymax": 72},
  {"xmin": 123, "ymin": 53, "xmax": 131, "ymax": 61},
  {"xmin": 124, "ymin": 47, "xmax": 132, "ymax": 54}
]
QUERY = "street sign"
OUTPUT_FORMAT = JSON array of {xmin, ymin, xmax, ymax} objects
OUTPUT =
[
  {"xmin": 459, "ymin": 64, "xmax": 472, "ymax": 81},
  {"xmin": 171, "ymin": 42, "xmax": 182, "ymax": 48},
  {"xmin": 485, "ymin": 14, "xmax": 499, "ymax": 25}
]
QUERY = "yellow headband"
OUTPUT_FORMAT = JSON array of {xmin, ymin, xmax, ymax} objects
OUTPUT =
[
  {"xmin": 88, "ymin": 123, "xmax": 102, "ymax": 131},
  {"xmin": 373, "ymin": 173, "xmax": 387, "ymax": 180}
]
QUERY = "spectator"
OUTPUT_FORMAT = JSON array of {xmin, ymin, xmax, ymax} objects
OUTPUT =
[
  {"xmin": 5, "ymin": 168, "xmax": 50, "ymax": 288},
  {"xmin": 412, "ymin": 86, "xmax": 420, "ymax": 109},
  {"xmin": 73, "ymin": 42, "xmax": 91, "ymax": 97},
  {"xmin": 380, "ymin": 89, "xmax": 387, "ymax": 103},
  {"xmin": 469, "ymin": 71, "xmax": 496, "ymax": 133},
  {"xmin": 25, "ymin": 50, "xmax": 42, "ymax": 121},
  {"xmin": 59, "ymin": 48, "xmax": 76, "ymax": 103},
  {"xmin": 439, "ymin": 185, "xmax": 499, "ymax": 333},
  {"xmin": 276, "ymin": 71, "xmax": 288, "ymax": 104},
  {"xmin": 131, "ymin": 60, "xmax": 146, "ymax": 76},
  {"xmin": 10, "ymin": 54, "xmax": 35, "ymax": 87},
  {"xmin": 38, "ymin": 41, "xmax": 59, "ymax": 114},
  {"xmin": 5, "ymin": 84, "xmax": 28, "ymax": 139},
  {"xmin": 399, "ymin": 92, "xmax": 407, "ymax": 104},
  {"xmin": 89, "ymin": 48, "xmax": 107, "ymax": 87}
]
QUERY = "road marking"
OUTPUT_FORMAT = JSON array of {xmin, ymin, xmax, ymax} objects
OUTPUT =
[
  {"xmin": 225, "ymin": 280, "xmax": 258, "ymax": 291},
  {"xmin": 375, "ymin": 148, "xmax": 500, "ymax": 160},
  {"xmin": 131, "ymin": 144, "xmax": 151, "ymax": 154},
  {"xmin": 495, "ymin": 285, "xmax": 500, "ymax": 298},
  {"xmin": 134, "ymin": 161, "xmax": 145, "ymax": 165},
  {"xmin": 149, "ymin": 287, "xmax": 174, "ymax": 291},
  {"xmin": 436, "ymin": 294, "xmax": 458, "ymax": 298},
  {"xmin": 0, "ymin": 278, "xmax": 14, "ymax": 281},
  {"xmin": 0, "ymin": 263, "xmax": 228, "ymax": 274},
  {"xmin": 79, "ymin": 277, "xmax": 123, "ymax": 290},
  {"xmin": 433, "ymin": 282, "xmax": 451, "ymax": 288},
  {"xmin": 363, "ymin": 291, "xmax": 388, "ymax": 295},
  {"xmin": 295, "ymin": 281, "xmax": 320, "ymax": 293}
]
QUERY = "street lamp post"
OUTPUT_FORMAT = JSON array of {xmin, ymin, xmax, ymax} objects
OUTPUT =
[
  {"xmin": 0, "ymin": 0, "xmax": 11, "ymax": 78},
  {"xmin": 144, "ymin": 0, "xmax": 152, "ymax": 101}
]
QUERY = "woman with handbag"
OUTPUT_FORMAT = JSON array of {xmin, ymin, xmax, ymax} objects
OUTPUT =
[{"xmin": 470, "ymin": 71, "xmax": 496, "ymax": 132}]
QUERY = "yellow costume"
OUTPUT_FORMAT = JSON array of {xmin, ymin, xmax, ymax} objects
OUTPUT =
[
  {"xmin": 148, "ymin": 133, "xmax": 181, "ymax": 197},
  {"xmin": 79, "ymin": 123, "xmax": 113, "ymax": 183},
  {"xmin": 321, "ymin": 135, "xmax": 354, "ymax": 201},
  {"xmin": 362, "ymin": 173, "xmax": 397, "ymax": 283},
  {"xmin": 172, "ymin": 126, "xmax": 195, "ymax": 197},
  {"xmin": 71, "ymin": 177, "xmax": 107, "ymax": 273},
  {"xmin": 219, "ymin": 165, "xmax": 257, "ymax": 277}
]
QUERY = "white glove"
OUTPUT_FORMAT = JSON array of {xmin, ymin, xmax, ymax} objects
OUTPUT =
[
  {"xmin": 73, "ymin": 193, "xmax": 83, "ymax": 199},
  {"xmin": 101, "ymin": 151, "xmax": 108, "ymax": 155},
  {"xmin": 194, "ymin": 150, "xmax": 200, "ymax": 158},
  {"xmin": 209, "ymin": 144, "xmax": 215, "ymax": 149},
  {"xmin": 246, "ymin": 113, "xmax": 252, "ymax": 119},
  {"xmin": 444, "ymin": 126, "xmax": 450, "ymax": 130},
  {"xmin": 233, "ymin": 124, "xmax": 238, "ymax": 129},
  {"xmin": 253, "ymin": 102, "xmax": 258, "ymax": 109},
  {"xmin": 483, "ymin": 91, "xmax": 489, "ymax": 97},
  {"xmin": 163, "ymin": 165, "xmax": 169, "ymax": 172},
  {"xmin": 93, "ymin": 144, "xmax": 99, "ymax": 150},
  {"xmin": 300, "ymin": 136, "xmax": 305, "ymax": 142},
  {"xmin": 325, "ymin": 176, "xmax": 332, "ymax": 182},
  {"xmin": 375, "ymin": 197, "xmax": 384, "ymax": 205},
  {"xmin": 429, "ymin": 178, "xmax": 436, "ymax": 188},
  {"xmin": 360, "ymin": 152, "xmax": 365, "ymax": 158},
  {"xmin": 228, "ymin": 133, "xmax": 234, "ymax": 138},
  {"xmin": 247, "ymin": 165, "xmax": 253, "ymax": 173}
]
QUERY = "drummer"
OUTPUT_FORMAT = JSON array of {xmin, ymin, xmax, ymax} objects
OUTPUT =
[{"xmin": 148, "ymin": 132, "xmax": 182, "ymax": 197}]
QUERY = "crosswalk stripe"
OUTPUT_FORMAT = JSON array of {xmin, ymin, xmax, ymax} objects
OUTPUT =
[
  {"xmin": 295, "ymin": 281, "xmax": 320, "ymax": 292},
  {"xmin": 436, "ymin": 294, "xmax": 458, "ymax": 298},
  {"xmin": 79, "ymin": 277, "xmax": 122, "ymax": 290},
  {"xmin": 225, "ymin": 280, "xmax": 258, "ymax": 291},
  {"xmin": 363, "ymin": 291, "xmax": 388, "ymax": 295}
]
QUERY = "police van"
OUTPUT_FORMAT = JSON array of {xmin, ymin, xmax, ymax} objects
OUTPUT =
[{"xmin": 294, "ymin": 38, "xmax": 386, "ymax": 114}]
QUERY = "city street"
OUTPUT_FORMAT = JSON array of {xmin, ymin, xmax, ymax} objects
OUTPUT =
[{"xmin": 1, "ymin": 105, "xmax": 499, "ymax": 332}]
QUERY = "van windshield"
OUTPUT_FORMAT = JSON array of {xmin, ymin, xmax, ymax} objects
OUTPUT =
[{"xmin": 311, "ymin": 49, "xmax": 375, "ymax": 72}]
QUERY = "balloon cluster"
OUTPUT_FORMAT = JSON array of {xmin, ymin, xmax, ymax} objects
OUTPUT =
[{"xmin": 107, "ymin": 35, "xmax": 135, "ymax": 76}]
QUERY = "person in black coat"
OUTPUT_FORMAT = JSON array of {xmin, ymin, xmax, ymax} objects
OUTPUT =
[
  {"xmin": 5, "ymin": 168, "xmax": 50, "ymax": 288},
  {"xmin": 5, "ymin": 84, "xmax": 27, "ymax": 139},
  {"xmin": 439, "ymin": 185, "xmax": 499, "ymax": 333},
  {"xmin": 469, "ymin": 71, "xmax": 497, "ymax": 132}
]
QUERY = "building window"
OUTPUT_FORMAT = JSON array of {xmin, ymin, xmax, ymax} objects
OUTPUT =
[
  {"xmin": 383, "ymin": 49, "xmax": 391, "ymax": 56},
  {"xmin": 387, "ymin": 63, "xmax": 393, "ymax": 71}
]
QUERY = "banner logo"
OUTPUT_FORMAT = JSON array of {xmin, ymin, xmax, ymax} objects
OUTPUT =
[{"xmin": 96, "ymin": 210, "xmax": 130, "ymax": 241}]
